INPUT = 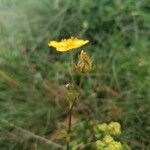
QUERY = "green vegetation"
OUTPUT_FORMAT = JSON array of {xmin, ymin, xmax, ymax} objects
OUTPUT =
[{"xmin": 0, "ymin": 0, "xmax": 149, "ymax": 149}]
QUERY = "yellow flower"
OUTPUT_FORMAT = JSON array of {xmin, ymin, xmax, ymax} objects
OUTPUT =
[
  {"xmin": 108, "ymin": 122, "xmax": 121, "ymax": 135},
  {"xmin": 95, "ymin": 136, "xmax": 123, "ymax": 150},
  {"xmin": 103, "ymin": 135, "xmax": 114, "ymax": 144},
  {"xmin": 97, "ymin": 123, "xmax": 108, "ymax": 132},
  {"xmin": 74, "ymin": 50, "xmax": 92, "ymax": 73},
  {"xmin": 48, "ymin": 37, "xmax": 89, "ymax": 52},
  {"xmin": 95, "ymin": 140, "xmax": 105, "ymax": 150},
  {"xmin": 106, "ymin": 141, "xmax": 122, "ymax": 150}
]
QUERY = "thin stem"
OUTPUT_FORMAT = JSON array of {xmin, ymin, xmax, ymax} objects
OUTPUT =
[
  {"xmin": 69, "ymin": 51, "xmax": 75, "ymax": 85},
  {"xmin": 68, "ymin": 106, "xmax": 72, "ymax": 133},
  {"xmin": 66, "ymin": 101, "xmax": 75, "ymax": 150},
  {"xmin": 79, "ymin": 74, "xmax": 84, "ymax": 89}
]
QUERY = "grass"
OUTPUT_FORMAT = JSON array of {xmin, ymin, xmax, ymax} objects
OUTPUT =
[{"xmin": 0, "ymin": 0, "xmax": 150, "ymax": 149}]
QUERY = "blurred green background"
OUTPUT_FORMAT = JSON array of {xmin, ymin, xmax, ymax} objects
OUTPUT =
[{"xmin": 0, "ymin": 0, "xmax": 150, "ymax": 149}]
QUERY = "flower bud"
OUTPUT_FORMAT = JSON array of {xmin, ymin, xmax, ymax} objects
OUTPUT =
[{"xmin": 74, "ymin": 50, "xmax": 92, "ymax": 73}]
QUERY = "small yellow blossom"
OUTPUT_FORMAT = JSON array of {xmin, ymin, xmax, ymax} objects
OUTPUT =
[
  {"xmin": 103, "ymin": 135, "xmax": 114, "ymax": 144},
  {"xmin": 97, "ymin": 123, "xmax": 108, "ymax": 132},
  {"xmin": 48, "ymin": 37, "xmax": 89, "ymax": 52},
  {"xmin": 108, "ymin": 122, "xmax": 121, "ymax": 135},
  {"xmin": 106, "ymin": 141, "xmax": 122, "ymax": 150},
  {"xmin": 96, "ymin": 140, "xmax": 105, "ymax": 150},
  {"xmin": 75, "ymin": 50, "xmax": 92, "ymax": 73},
  {"xmin": 96, "ymin": 136, "xmax": 123, "ymax": 150}
]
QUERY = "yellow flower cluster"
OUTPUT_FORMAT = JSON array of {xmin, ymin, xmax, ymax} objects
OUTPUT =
[
  {"xmin": 48, "ymin": 37, "xmax": 89, "ymax": 52},
  {"xmin": 97, "ymin": 123, "xmax": 108, "ymax": 133},
  {"xmin": 97, "ymin": 122, "xmax": 121, "ymax": 135},
  {"xmin": 94, "ymin": 122, "xmax": 129, "ymax": 150},
  {"xmin": 108, "ymin": 122, "xmax": 121, "ymax": 135},
  {"xmin": 96, "ymin": 135, "xmax": 122, "ymax": 150}
]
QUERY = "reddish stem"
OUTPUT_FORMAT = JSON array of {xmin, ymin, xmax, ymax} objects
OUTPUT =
[{"xmin": 67, "ymin": 102, "xmax": 75, "ymax": 150}]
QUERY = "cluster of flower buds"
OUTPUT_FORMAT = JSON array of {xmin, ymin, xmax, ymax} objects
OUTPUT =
[
  {"xmin": 94, "ymin": 122, "xmax": 130, "ymax": 150},
  {"xmin": 74, "ymin": 50, "xmax": 92, "ymax": 73},
  {"xmin": 95, "ymin": 122, "xmax": 121, "ymax": 136},
  {"xmin": 96, "ymin": 135, "xmax": 123, "ymax": 150}
]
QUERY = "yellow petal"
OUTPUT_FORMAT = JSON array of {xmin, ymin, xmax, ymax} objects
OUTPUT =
[{"xmin": 48, "ymin": 37, "xmax": 89, "ymax": 52}]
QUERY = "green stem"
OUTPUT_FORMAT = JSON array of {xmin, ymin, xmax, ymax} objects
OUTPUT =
[
  {"xmin": 69, "ymin": 51, "xmax": 75, "ymax": 85},
  {"xmin": 79, "ymin": 74, "xmax": 84, "ymax": 88}
]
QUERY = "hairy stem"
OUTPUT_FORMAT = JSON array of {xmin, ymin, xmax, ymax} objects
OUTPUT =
[{"xmin": 67, "ymin": 102, "xmax": 75, "ymax": 150}]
